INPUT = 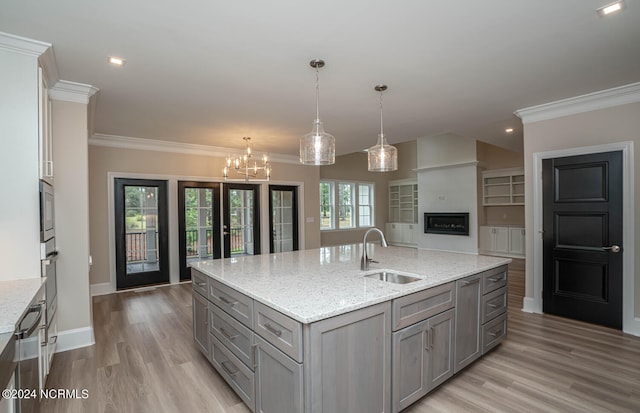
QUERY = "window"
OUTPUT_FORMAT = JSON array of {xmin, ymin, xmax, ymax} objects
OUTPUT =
[
  {"xmin": 358, "ymin": 184, "xmax": 373, "ymax": 227},
  {"xmin": 320, "ymin": 181, "xmax": 374, "ymax": 230},
  {"xmin": 320, "ymin": 182, "xmax": 334, "ymax": 230}
]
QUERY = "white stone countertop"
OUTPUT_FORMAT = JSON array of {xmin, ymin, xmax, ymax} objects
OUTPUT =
[
  {"xmin": 0, "ymin": 277, "xmax": 46, "ymax": 334},
  {"xmin": 190, "ymin": 245, "xmax": 511, "ymax": 324}
]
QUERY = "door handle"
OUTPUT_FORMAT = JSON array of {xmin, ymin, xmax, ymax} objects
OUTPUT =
[
  {"xmin": 223, "ymin": 231, "xmax": 230, "ymax": 236},
  {"xmin": 602, "ymin": 245, "xmax": 621, "ymax": 253}
]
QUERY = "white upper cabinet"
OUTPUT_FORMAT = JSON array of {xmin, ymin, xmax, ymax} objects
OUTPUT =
[{"xmin": 38, "ymin": 66, "xmax": 54, "ymax": 184}]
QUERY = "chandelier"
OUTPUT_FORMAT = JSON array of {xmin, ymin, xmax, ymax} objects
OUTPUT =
[
  {"xmin": 223, "ymin": 137, "xmax": 272, "ymax": 182},
  {"xmin": 300, "ymin": 59, "xmax": 335, "ymax": 165},
  {"xmin": 368, "ymin": 84, "xmax": 398, "ymax": 172}
]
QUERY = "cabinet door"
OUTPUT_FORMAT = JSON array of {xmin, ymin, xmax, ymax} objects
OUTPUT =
[
  {"xmin": 454, "ymin": 274, "xmax": 482, "ymax": 373},
  {"xmin": 427, "ymin": 309, "xmax": 455, "ymax": 390},
  {"xmin": 493, "ymin": 227, "xmax": 509, "ymax": 253},
  {"xmin": 392, "ymin": 319, "xmax": 429, "ymax": 412},
  {"xmin": 309, "ymin": 302, "xmax": 391, "ymax": 413},
  {"xmin": 192, "ymin": 291, "xmax": 209, "ymax": 358},
  {"xmin": 38, "ymin": 66, "xmax": 53, "ymax": 183},
  {"xmin": 509, "ymin": 227, "xmax": 525, "ymax": 256},
  {"xmin": 255, "ymin": 335, "xmax": 303, "ymax": 413}
]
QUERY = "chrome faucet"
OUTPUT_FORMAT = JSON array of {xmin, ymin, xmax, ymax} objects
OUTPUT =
[{"xmin": 361, "ymin": 227, "xmax": 388, "ymax": 270}]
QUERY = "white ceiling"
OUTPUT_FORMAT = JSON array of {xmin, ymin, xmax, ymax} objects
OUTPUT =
[{"xmin": 2, "ymin": 1, "xmax": 639, "ymax": 156}]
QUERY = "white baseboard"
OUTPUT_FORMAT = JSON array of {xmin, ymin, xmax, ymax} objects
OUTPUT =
[
  {"xmin": 522, "ymin": 297, "xmax": 542, "ymax": 314},
  {"xmin": 624, "ymin": 318, "xmax": 640, "ymax": 338},
  {"xmin": 90, "ymin": 282, "xmax": 114, "ymax": 296},
  {"xmin": 55, "ymin": 326, "xmax": 95, "ymax": 352}
]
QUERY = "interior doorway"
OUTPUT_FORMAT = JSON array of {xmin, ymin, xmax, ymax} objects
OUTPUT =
[
  {"xmin": 114, "ymin": 178, "xmax": 169, "ymax": 289},
  {"xmin": 542, "ymin": 151, "xmax": 623, "ymax": 329}
]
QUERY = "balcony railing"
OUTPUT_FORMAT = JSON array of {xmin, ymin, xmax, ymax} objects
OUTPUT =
[{"xmin": 126, "ymin": 231, "xmax": 158, "ymax": 262}]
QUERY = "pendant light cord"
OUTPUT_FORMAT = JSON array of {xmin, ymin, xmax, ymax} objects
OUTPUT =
[
  {"xmin": 379, "ymin": 89, "xmax": 384, "ymax": 140},
  {"xmin": 315, "ymin": 67, "xmax": 320, "ymax": 122}
]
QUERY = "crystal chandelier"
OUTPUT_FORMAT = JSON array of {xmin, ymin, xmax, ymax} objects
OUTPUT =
[
  {"xmin": 300, "ymin": 59, "xmax": 335, "ymax": 165},
  {"xmin": 223, "ymin": 137, "xmax": 272, "ymax": 182},
  {"xmin": 368, "ymin": 84, "xmax": 398, "ymax": 172}
]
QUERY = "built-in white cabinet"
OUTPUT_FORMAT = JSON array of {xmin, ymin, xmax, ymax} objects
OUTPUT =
[
  {"xmin": 482, "ymin": 168, "xmax": 524, "ymax": 206},
  {"xmin": 479, "ymin": 226, "xmax": 525, "ymax": 258},
  {"xmin": 38, "ymin": 66, "xmax": 54, "ymax": 184},
  {"xmin": 389, "ymin": 181, "xmax": 418, "ymax": 223},
  {"xmin": 385, "ymin": 222, "xmax": 419, "ymax": 247}
]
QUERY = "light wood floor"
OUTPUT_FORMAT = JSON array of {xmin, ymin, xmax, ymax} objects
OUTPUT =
[{"xmin": 43, "ymin": 260, "xmax": 640, "ymax": 412}]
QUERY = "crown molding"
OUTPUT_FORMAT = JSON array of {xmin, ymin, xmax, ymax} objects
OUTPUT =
[
  {"xmin": 50, "ymin": 80, "xmax": 99, "ymax": 104},
  {"xmin": 0, "ymin": 31, "xmax": 50, "ymax": 56},
  {"xmin": 89, "ymin": 134, "xmax": 301, "ymax": 164},
  {"xmin": 515, "ymin": 82, "xmax": 640, "ymax": 124}
]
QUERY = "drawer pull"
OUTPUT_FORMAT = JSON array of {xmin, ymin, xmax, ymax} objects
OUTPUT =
[
  {"xmin": 489, "ymin": 329, "xmax": 502, "ymax": 337},
  {"xmin": 424, "ymin": 330, "xmax": 430, "ymax": 351},
  {"xmin": 220, "ymin": 360, "xmax": 239, "ymax": 377},
  {"xmin": 219, "ymin": 296, "xmax": 238, "ymax": 306},
  {"xmin": 462, "ymin": 278, "xmax": 479, "ymax": 287},
  {"xmin": 488, "ymin": 276, "xmax": 503, "ymax": 283},
  {"xmin": 488, "ymin": 302, "xmax": 501, "ymax": 308},
  {"xmin": 219, "ymin": 327, "xmax": 238, "ymax": 340},
  {"xmin": 196, "ymin": 281, "xmax": 206, "ymax": 287},
  {"xmin": 264, "ymin": 323, "xmax": 282, "ymax": 337}
]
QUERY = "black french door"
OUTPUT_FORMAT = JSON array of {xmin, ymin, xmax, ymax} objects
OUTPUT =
[
  {"xmin": 114, "ymin": 178, "xmax": 169, "ymax": 289},
  {"xmin": 178, "ymin": 181, "xmax": 221, "ymax": 281},
  {"xmin": 269, "ymin": 185, "xmax": 299, "ymax": 253},
  {"xmin": 223, "ymin": 183, "xmax": 261, "ymax": 257},
  {"xmin": 542, "ymin": 151, "xmax": 623, "ymax": 329}
]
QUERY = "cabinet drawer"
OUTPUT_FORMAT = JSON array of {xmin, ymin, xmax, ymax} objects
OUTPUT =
[
  {"xmin": 254, "ymin": 301, "xmax": 303, "ymax": 363},
  {"xmin": 191, "ymin": 269, "xmax": 209, "ymax": 297},
  {"xmin": 209, "ymin": 278, "xmax": 253, "ymax": 329},
  {"xmin": 392, "ymin": 282, "xmax": 455, "ymax": 331},
  {"xmin": 482, "ymin": 312, "xmax": 507, "ymax": 354},
  {"xmin": 481, "ymin": 286, "xmax": 507, "ymax": 324},
  {"xmin": 210, "ymin": 302, "xmax": 254, "ymax": 370},
  {"xmin": 482, "ymin": 265, "xmax": 507, "ymax": 294},
  {"xmin": 211, "ymin": 335, "xmax": 255, "ymax": 412}
]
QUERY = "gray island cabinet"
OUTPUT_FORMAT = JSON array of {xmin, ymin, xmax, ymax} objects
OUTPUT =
[{"xmin": 191, "ymin": 245, "xmax": 510, "ymax": 413}]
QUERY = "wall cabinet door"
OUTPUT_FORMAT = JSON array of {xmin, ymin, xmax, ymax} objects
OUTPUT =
[
  {"xmin": 509, "ymin": 228, "xmax": 525, "ymax": 255},
  {"xmin": 254, "ymin": 335, "xmax": 303, "ymax": 413},
  {"xmin": 309, "ymin": 302, "xmax": 391, "ymax": 413},
  {"xmin": 38, "ymin": 66, "xmax": 53, "ymax": 184},
  {"xmin": 493, "ymin": 227, "xmax": 509, "ymax": 253},
  {"xmin": 454, "ymin": 274, "xmax": 481, "ymax": 373},
  {"xmin": 192, "ymin": 291, "xmax": 209, "ymax": 359}
]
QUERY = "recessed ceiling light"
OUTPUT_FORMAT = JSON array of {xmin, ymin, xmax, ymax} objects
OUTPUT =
[
  {"xmin": 597, "ymin": 1, "xmax": 625, "ymax": 16},
  {"xmin": 505, "ymin": 128, "xmax": 514, "ymax": 133},
  {"xmin": 108, "ymin": 56, "xmax": 126, "ymax": 66}
]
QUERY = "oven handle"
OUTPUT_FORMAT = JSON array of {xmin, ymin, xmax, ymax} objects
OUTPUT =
[
  {"xmin": 44, "ymin": 250, "xmax": 59, "ymax": 264},
  {"xmin": 15, "ymin": 302, "xmax": 44, "ymax": 339}
]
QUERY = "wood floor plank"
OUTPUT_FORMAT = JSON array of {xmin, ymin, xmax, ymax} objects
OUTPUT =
[{"xmin": 41, "ymin": 264, "xmax": 640, "ymax": 412}]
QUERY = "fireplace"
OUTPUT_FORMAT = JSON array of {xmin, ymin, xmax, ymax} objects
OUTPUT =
[{"xmin": 424, "ymin": 212, "xmax": 469, "ymax": 236}]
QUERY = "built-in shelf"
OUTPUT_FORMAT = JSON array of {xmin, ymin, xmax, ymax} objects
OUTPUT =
[
  {"xmin": 482, "ymin": 169, "xmax": 525, "ymax": 206},
  {"xmin": 389, "ymin": 180, "xmax": 418, "ymax": 223}
]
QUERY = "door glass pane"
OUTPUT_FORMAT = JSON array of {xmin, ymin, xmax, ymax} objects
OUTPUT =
[
  {"xmin": 125, "ymin": 185, "xmax": 160, "ymax": 274},
  {"xmin": 272, "ymin": 190, "xmax": 294, "ymax": 253},
  {"xmin": 230, "ymin": 189, "xmax": 255, "ymax": 255},
  {"xmin": 185, "ymin": 187, "xmax": 215, "ymax": 265}
]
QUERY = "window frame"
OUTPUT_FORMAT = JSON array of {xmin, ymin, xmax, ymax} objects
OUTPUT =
[{"xmin": 320, "ymin": 180, "xmax": 375, "ymax": 231}]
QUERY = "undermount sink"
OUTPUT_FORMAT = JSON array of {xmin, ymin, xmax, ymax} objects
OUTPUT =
[{"xmin": 363, "ymin": 271, "xmax": 421, "ymax": 284}]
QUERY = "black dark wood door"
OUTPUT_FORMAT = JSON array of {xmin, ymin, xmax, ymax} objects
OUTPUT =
[
  {"xmin": 178, "ymin": 181, "xmax": 221, "ymax": 281},
  {"xmin": 542, "ymin": 151, "xmax": 623, "ymax": 329},
  {"xmin": 223, "ymin": 183, "xmax": 261, "ymax": 258},
  {"xmin": 114, "ymin": 178, "xmax": 169, "ymax": 289},
  {"xmin": 269, "ymin": 185, "xmax": 299, "ymax": 253}
]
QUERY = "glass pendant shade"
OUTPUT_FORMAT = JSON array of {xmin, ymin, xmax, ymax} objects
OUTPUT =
[
  {"xmin": 300, "ymin": 119, "xmax": 335, "ymax": 165},
  {"xmin": 368, "ymin": 84, "xmax": 398, "ymax": 172},
  {"xmin": 368, "ymin": 134, "xmax": 398, "ymax": 172}
]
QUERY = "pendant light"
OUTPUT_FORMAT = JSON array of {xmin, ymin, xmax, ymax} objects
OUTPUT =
[
  {"xmin": 368, "ymin": 84, "xmax": 398, "ymax": 172},
  {"xmin": 300, "ymin": 59, "xmax": 335, "ymax": 165}
]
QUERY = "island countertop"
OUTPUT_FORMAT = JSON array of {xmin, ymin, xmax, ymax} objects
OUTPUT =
[
  {"xmin": 190, "ymin": 245, "xmax": 511, "ymax": 324},
  {"xmin": 0, "ymin": 277, "xmax": 46, "ymax": 334}
]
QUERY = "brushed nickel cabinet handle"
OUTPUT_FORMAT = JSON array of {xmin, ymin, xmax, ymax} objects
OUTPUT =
[
  {"xmin": 488, "ymin": 302, "xmax": 500, "ymax": 308},
  {"xmin": 488, "ymin": 276, "xmax": 503, "ymax": 282},
  {"xmin": 489, "ymin": 330, "xmax": 502, "ymax": 338},
  {"xmin": 264, "ymin": 323, "xmax": 282, "ymax": 337},
  {"xmin": 424, "ymin": 330, "xmax": 430, "ymax": 352},
  {"xmin": 219, "ymin": 327, "xmax": 238, "ymax": 340},
  {"xmin": 220, "ymin": 360, "xmax": 239, "ymax": 377},
  {"xmin": 219, "ymin": 296, "xmax": 238, "ymax": 306}
]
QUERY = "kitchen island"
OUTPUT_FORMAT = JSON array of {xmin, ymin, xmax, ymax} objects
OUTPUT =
[{"xmin": 191, "ymin": 245, "xmax": 510, "ymax": 413}]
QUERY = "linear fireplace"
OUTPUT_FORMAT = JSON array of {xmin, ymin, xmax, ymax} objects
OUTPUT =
[{"xmin": 424, "ymin": 212, "xmax": 469, "ymax": 236}]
